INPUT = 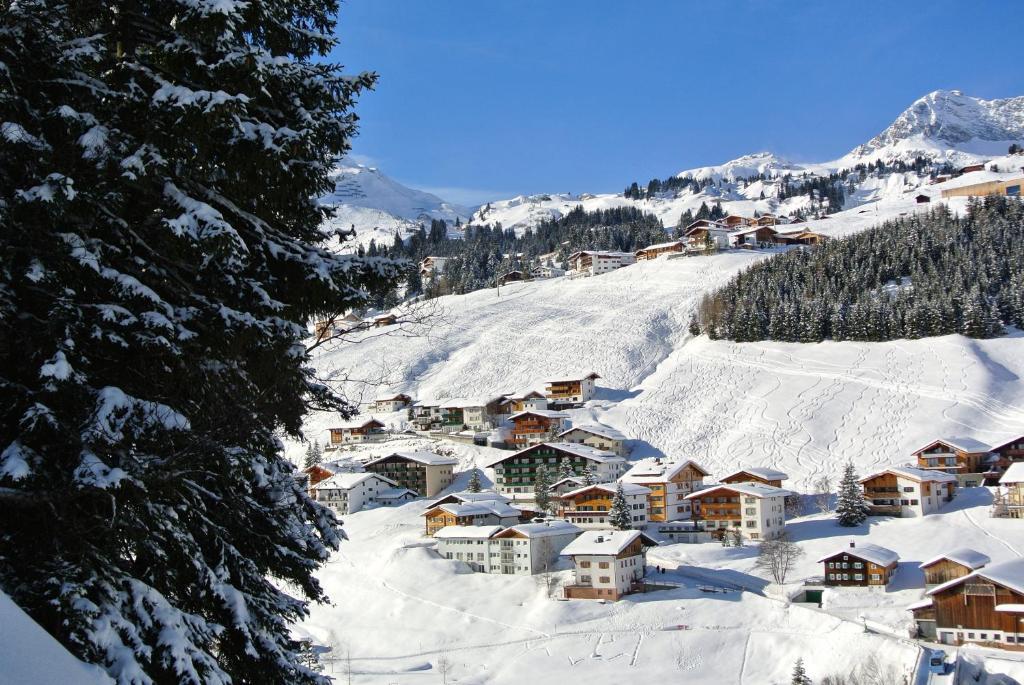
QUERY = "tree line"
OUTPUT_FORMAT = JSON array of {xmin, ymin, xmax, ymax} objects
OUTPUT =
[{"xmin": 691, "ymin": 196, "xmax": 1024, "ymax": 343}]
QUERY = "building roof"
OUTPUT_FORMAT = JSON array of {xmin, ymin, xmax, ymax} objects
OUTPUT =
[
  {"xmin": 312, "ymin": 472, "xmax": 397, "ymax": 490},
  {"xmin": 509, "ymin": 409, "xmax": 569, "ymax": 421},
  {"xmin": 684, "ymin": 482, "xmax": 793, "ymax": 500},
  {"xmin": 621, "ymin": 458, "xmax": 709, "ymax": 483},
  {"xmin": 732, "ymin": 226, "xmax": 778, "ymax": 237},
  {"xmin": 995, "ymin": 604, "xmax": 1024, "ymax": 613},
  {"xmin": 907, "ymin": 598, "xmax": 933, "ymax": 611},
  {"xmin": 816, "ymin": 542, "xmax": 900, "ymax": 567},
  {"xmin": 637, "ymin": 239, "xmax": 685, "ymax": 252},
  {"xmin": 1000, "ymin": 462, "xmax": 1024, "ymax": 484},
  {"xmin": 684, "ymin": 219, "xmax": 727, "ymax": 231},
  {"xmin": 928, "ymin": 558, "xmax": 1024, "ymax": 597},
  {"xmin": 431, "ymin": 500, "xmax": 521, "ymax": 518},
  {"xmin": 860, "ymin": 465, "xmax": 957, "ymax": 484},
  {"xmin": 550, "ymin": 476, "xmax": 585, "ymax": 488},
  {"xmin": 500, "ymin": 520, "xmax": 582, "ymax": 539},
  {"xmin": 485, "ymin": 442, "xmax": 625, "ymax": 468},
  {"xmin": 560, "ymin": 529, "xmax": 657, "ymax": 557},
  {"xmin": 912, "ymin": 437, "xmax": 992, "ymax": 455},
  {"xmin": 433, "ymin": 525, "xmax": 503, "ymax": 540},
  {"xmin": 989, "ymin": 434, "xmax": 1024, "ymax": 452},
  {"xmin": 561, "ymin": 482, "xmax": 651, "ymax": 499},
  {"xmin": 373, "ymin": 487, "xmax": 418, "ymax": 501},
  {"xmin": 569, "ymin": 250, "xmax": 635, "ymax": 259},
  {"xmin": 374, "ymin": 393, "xmax": 411, "ymax": 402},
  {"xmin": 544, "ymin": 372, "xmax": 601, "ymax": 383},
  {"xmin": 425, "ymin": 490, "xmax": 510, "ymax": 508},
  {"xmin": 721, "ymin": 467, "xmax": 789, "ymax": 482},
  {"xmin": 365, "ymin": 451, "xmax": 458, "ymax": 467},
  {"xmin": 919, "ymin": 548, "xmax": 991, "ymax": 571},
  {"xmin": 331, "ymin": 417, "xmax": 385, "ymax": 430},
  {"xmin": 558, "ymin": 424, "xmax": 628, "ymax": 442}
]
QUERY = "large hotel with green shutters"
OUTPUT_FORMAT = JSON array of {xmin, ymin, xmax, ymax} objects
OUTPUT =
[{"xmin": 487, "ymin": 442, "xmax": 628, "ymax": 496}]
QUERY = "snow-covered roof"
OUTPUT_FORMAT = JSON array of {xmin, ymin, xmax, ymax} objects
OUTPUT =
[
  {"xmin": 637, "ymin": 239, "xmax": 685, "ymax": 252},
  {"xmin": 685, "ymin": 482, "xmax": 793, "ymax": 499},
  {"xmin": 732, "ymin": 225, "xmax": 778, "ymax": 236},
  {"xmin": 509, "ymin": 409, "xmax": 569, "ymax": 421},
  {"xmin": 907, "ymin": 599, "xmax": 933, "ymax": 611},
  {"xmin": 486, "ymin": 442, "xmax": 625, "ymax": 467},
  {"xmin": 928, "ymin": 558, "xmax": 1024, "ymax": 597},
  {"xmin": 550, "ymin": 476, "xmax": 585, "ymax": 488},
  {"xmin": 561, "ymin": 482, "xmax": 651, "ymax": 499},
  {"xmin": 432, "ymin": 500, "xmax": 521, "ymax": 518},
  {"xmin": 425, "ymin": 490, "xmax": 510, "ymax": 508},
  {"xmin": 721, "ymin": 467, "xmax": 789, "ymax": 482},
  {"xmin": 558, "ymin": 424, "xmax": 627, "ymax": 442},
  {"xmin": 439, "ymin": 397, "xmax": 481, "ymax": 409},
  {"xmin": 331, "ymin": 417, "xmax": 385, "ymax": 430},
  {"xmin": 919, "ymin": 548, "xmax": 991, "ymax": 571},
  {"xmin": 366, "ymin": 451, "xmax": 458, "ymax": 467},
  {"xmin": 990, "ymin": 434, "xmax": 1024, "ymax": 452},
  {"xmin": 544, "ymin": 372, "xmax": 600, "ymax": 383},
  {"xmin": 374, "ymin": 393, "xmax": 411, "ymax": 402},
  {"xmin": 816, "ymin": 542, "xmax": 900, "ymax": 567},
  {"xmin": 995, "ymin": 604, "xmax": 1024, "ymax": 613},
  {"xmin": 570, "ymin": 250, "xmax": 635, "ymax": 259},
  {"xmin": 912, "ymin": 437, "xmax": 992, "ymax": 454},
  {"xmin": 502, "ymin": 520, "xmax": 581, "ymax": 539},
  {"xmin": 860, "ymin": 465, "xmax": 957, "ymax": 484},
  {"xmin": 312, "ymin": 472, "xmax": 397, "ymax": 490},
  {"xmin": 560, "ymin": 530, "xmax": 657, "ymax": 556},
  {"xmin": 434, "ymin": 525, "xmax": 503, "ymax": 540},
  {"xmin": 621, "ymin": 458, "xmax": 709, "ymax": 483},
  {"xmin": 1000, "ymin": 462, "xmax": 1024, "ymax": 484},
  {"xmin": 374, "ymin": 488, "xmax": 417, "ymax": 500}
]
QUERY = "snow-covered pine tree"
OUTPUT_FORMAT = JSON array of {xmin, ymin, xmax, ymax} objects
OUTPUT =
[
  {"xmin": 0, "ymin": 2, "xmax": 399, "ymax": 683},
  {"xmin": 582, "ymin": 464, "xmax": 598, "ymax": 486},
  {"xmin": 467, "ymin": 469, "xmax": 482, "ymax": 493},
  {"xmin": 534, "ymin": 465, "xmax": 553, "ymax": 513},
  {"xmin": 557, "ymin": 459, "xmax": 577, "ymax": 481},
  {"xmin": 791, "ymin": 657, "xmax": 812, "ymax": 685},
  {"xmin": 835, "ymin": 462, "xmax": 870, "ymax": 527},
  {"xmin": 608, "ymin": 483, "xmax": 633, "ymax": 530},
  {"xmin": 304, "ymin": 440, "xmax": 324, "ymax": 469}
]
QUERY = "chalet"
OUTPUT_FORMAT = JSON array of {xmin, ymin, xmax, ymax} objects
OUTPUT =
[
  {"xmin": 988, "ymin": 434, "xmax": 1024, "ymax": 483},
  {"xmin": 297, "ymin": 461, "xmax": 346, "ymax": 491},
  {"xmin": 425, "ymin": 490, "xmax": 511, "ymax": 510},
  {"xmin": 419, "ymin": 256, "xmax": 449, "ymax": 278},
  {"xmin": 941, "ymin": 176, "xmax": 1023, "ymax": 199},
  {"xmin": 561, "ymin": 530, "xmax": 658, "ymax": 600},
  {"xmin": 684, "ymin": 224, "xmax": 731, "ymax": 251},
  {"xmin": 635, "ymin": 240, "xmax": 685, "ymax": 261},
  {"xmin": 372, "ymin": 393, "xmax": 412, "ymax": 413},
  {"xmin": 311, "ymin": 472, "xmax": 400, "ymax": 514},
  {"xmin": 556, "ymin": 482, "xmax": 651, "ymax": 529},
  {"xmin": 920, "ymin": 549, "xmax": 991, "ymax": 589},
  {"xmin": 730, "ymin": 226, "xmax": 777, "ymax": 249},
  {"xmin": 859, "ymin": 466, "xmax": 957, "ymax": 517},
  {"xmin": 818, "ymin": 541, "xmax": 899, "ymax": 587},
  {"xmin": 915, "ymin": 194, "xmax": 931, "ymax": 203},
  {"xmin": 372, "ymin": 313, "xmax": 397, "ymax": 327},
  {"xmin": 621, "ymin": 458, "xmax": 709, "ymax": 523},
  {"xmin": 364, "ymin": 451, "xmax": 457, "ymax": 498},
  {"xmin": 721, "ymin": 467, "xmax": 788, "ymax": 488},
  {"xmin": 913, "ymin": 437, "xmax": 992, "ymax": 485},
  {"xmin": 684, "ymin": 482, "xmax": 791, "ymax": 541},
  {"xmin": 995, "ymin": 463, "xmax": 1024, "ymax": 519},
  {"xmin": 507, "ymin": 409, "xmax": 570, "ymax": 448},
  {"xmin": 957, "ymin": 163, "xmax": 987, "ymax": 175},
  {"xmin": 499, "ymin": 390, "xmax": 548, "ymax": 414},
  {"xmin": 531, "ymin": 264, "xmax": 566, "ymax": 279},
  {"xmin": 498, "ymin": 270, "xmax": 528, "ymax": 286},
  {"xmin": 544, "ymin": 371, "xmax": 600, "ymax": 407},
  {"xmin": 920, "ymin": 558, "xmax": 1024, "ymax": 649},
  {"xmin": 435, "ymin": 520, "xmax": 582, "ymax": 575},
  {"xmin": 373, "ymin": 488, "xmax": 418, "ymax": 506},
  {"xmin": 422, "ymin": 499, "xmax": 521, "ymax": 536},
  {"xmin": 567, "ymin": 250, "xmax": 636, "ymax": 278},
  {"xmin": 550, "ymin": 476, "xmax": 586, "ymax": 496},
  {"xmin": 684, "ymin": 218, "xmax": 727, "ymax": 232},
  {"xmin": 486, "ymin": 442, "xmax": 629, "ymax": 496},
  {"xmin": 774, "ymin": 230, "xmax": 828, "ymax": 246},
  {"xmin": 557, "ymin": 424, "xmax": 628, "ymax": 457},
  {"xmin": 313, "ymin": 311, "xmax": 363, "ymax": 340},
  {"xmin": 751, "ymin": 214, "xmax": 780, "ymax": 227},
  {"xmin": 721, "ymin": 214, "xmax": 751, "ymax": 228},
  {"xmin": 408, "ymin": 400, "xmax": 443, "ymax": 431},
  {"xmin": 328, "ymin": 418, "xmax": 387, "ymax": 446},
  {"xmin": 438, "ymin": 397, "xmax": 505, "ymax": 431}
]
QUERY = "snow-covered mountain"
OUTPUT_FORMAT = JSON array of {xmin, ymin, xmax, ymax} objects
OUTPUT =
[
  {"xmin": 469, "ymin": 90, "xmax": 1024, "ymax": 234},
  {"xmin": 318, "ymin": 160, "xmax": 470, "ymax": 250}
]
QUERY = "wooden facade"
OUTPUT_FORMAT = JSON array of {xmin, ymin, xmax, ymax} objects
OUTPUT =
[
  {"xmin": 635, "ymin": 241, "xmax": 685, "ymax": 261},
  {"xmin": 922, "ymin": 558, "xmax": 978, "ymax": 588},
  {"xmin": 913, "ymin": 439, "xmax": 989, "ymax": 474},
  {"xmin": 508, "ymin": 412, "xmax": 565, "ymax": 447},
  {"xmin": 820, "ymin": 550, "xmax": 897, "ymax": 587},
  {"xmin": 722, "ymin": 470, "xmax": 784, "ymax": 488},
  {"xmin": 928, "ymin": 569, "xmax": 1024, "ymax": 648}
]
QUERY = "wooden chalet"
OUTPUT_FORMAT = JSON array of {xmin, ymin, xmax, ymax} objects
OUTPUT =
[
  {"xmin": 917, "ymin": 558, "xmax": 1024, "ymax": 649},
  {"xmin": 422, "ymin": 499, "xmax": 521, "ymax": 536},
  {"xmin": 731, "ymin": 226, "xmax": 778, "ymax": 249},
  {"xmin": 683, "ymin": 221, "xmax": 730, "ymax": 251},
  {"xmin": 915, "ymin": 194, "xmax": 931, "ymax": 203},
  {"xmin": 774, "ymin": 230, "xmax": 828, "ymax": 246},
  {"xmin": 817, "ymin": 541, "xmax": 899, "ymax": 587},
  {"xmin": 419, "ymin": 256, "xmax": 449, "ymax": 277},
  {"xmin": 720, "ymin": 467, "xmax": 788, "ymax": 488},
  {"xmin": 721, "ymin": 214, "xmax": 751, "ymax": 228},
  {"xmin": 373, "ymin": 393, "xmax": 412, "ymax": 413},
  {"xmin": 751, "ymin": 214, "xmax": 780, "ymax": 227},
  {"xmin": 556, "ymin": 482, "xmax": 650, "ymax": 529},
  {"xmin": 364, "ymin": 451, "xmax": 458, "ymax": 498},
  {"xmin": 635, "ymin": 240, "xmax": 685, "ymax": 261},
  {"xmin": 988, "ymin": 434, "xmax": 1024, "ymax": 483},
  {"xmin": 913, "ymin": 437, "xmax": 992, "ymax": 480},
  {"xmin": 920, "ymin": 549, "xmax": 991, "ymax": 589},
  {"xmin": 372, "ymin": 313, "xmax": 397, "ymax": 327},
  {"xmin": 621, "ymin": 458, "xmax": 709, "ymax": 522},
  {"xmin": 507, "ymin": 410, "xmax": 569, "ymax": 448},
  {"xmin": 498, "ymin": 270, "xmax": 529, "ymax": 286},
  {"xmin": 328, "ymin": 418, "xmax": 387, "ymax": 446},
  {"xmin": 859, "ymin": 466, "xmax": 956, "ymax": 517},
  {"xmin": 544, "ymin": 372, "xmax": 600, "ymax": 407},
  {"xmin": 957, "ymin": 163, "xmax": 986, "ymax": 175},
  {"xmin": 486, "ymin": 442, "xmax": 628, "ymax": 496}
]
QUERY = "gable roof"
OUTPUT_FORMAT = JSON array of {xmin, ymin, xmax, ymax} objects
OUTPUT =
[
  {"xmin": 990, "ymin": 434, "xmax": 1024, "ymax": 452},
  {"xmin": 425, "ymin": 490, "xmax": 510, "ymax": 509},
  {"xmin": 374, "ymin": 393, "xmax": 412, "ymax": 402},
  {"xmin": 427, "ymin": 500, "xmax": 520, "ymax": 518},
  {"xmin": 374, "ymin": 487, "xmax": 418, "ymax": 501},
  {"xmin": 560, "ymin": 529, "xmax": 658, "ymax": 556},
  {"xmin": 1001, "ymin": 462, "xmax": 1024, "ymax": 484},
  {"xmin": 331, "ymin": 417, "xmax": 385, "ymax": 431},
  {"xmin": 312, "ymin": 472, "xmax": 398, "ymax": 490},
  {"xmin": 433, "ymin": 525, "xmax": 503, "ymax": 540},
  {"xmin": 550, "ymin": 476, "xmax": 585, "ymax": 488},
  {"xmin": 860, "ymin": 465, "xmax": 957, "ymax": 484},
  {"xmin": 928, "ymin": 558, "xmax": 1024, "ymax": 597},
  {"xmin": 485, "ymin": 442, "xmax": 625, "ymax": 468},
  {"xmin": 684, "ymin": 219, "xmax": 727, "ymax": 232},
  {"xmin": 721, "ymin": 467, "xmax": 789, "ymax": 482},
  {"xmin": 621, "ymin": 458, "xmax": 709, "ymax": 483},
  {"xmin": 636, "ymin": 239, "xmax": 685, "ymax": 253},
  {"xmin": 919, "ymin": 548, "xmax": 991, "ymax": 571},
  {"xmin": 816, "ymin": 542, "xmax": 900, "ymax": 567},
  {"xmin": 561, "ymin": 482, "xmax": 651, "ymax": 499},
  {"xmin": 496, "ymin": 520, "xmax": 582, "ymax": 539},
  {"xmin": 684, "ymin": 482, "xmax": 793, "ymax": 500},
  {"xmin": 509, "ymin": 409, "xmax": 569, "ymax": 421},
  {"xmin": 558, "ymin": 424, "xmax": 628, "ymax": 442},
  {"xmin": 732, "ymin": 226, "xmax": 779, "ymax": 237},
  {"xmin": 912, "ymin": 437, "xmax": 992, "ymax": 455},
  {"xmin": 365, "ymin": 451, "xmax": 458, "ymax": 467},
  {"xmin": 545, "ymin": 372, "xmax": 601, "ymax": 383}
]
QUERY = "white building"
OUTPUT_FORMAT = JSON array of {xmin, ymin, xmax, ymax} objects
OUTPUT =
[
  {"xmin": 860, "ymin": 466, "xmax": 958, "ymax": 517},
  {"xmin": 372, "ymin": 393, "xmax": 412, "ymax": 413},
  {"xmin": 557, "ymin": 424, "xmax": 629, "ymax": 457},
  {"xmin": 560, "ymin": 530, "xmax": 658, "ymax": 600},
  {"xmin": 435, "ymin": 521, "xmax": 582, "ymax": 575},
  {"xmin": 327, "ymin": 418, "xmax": 387, "ymax": 446},
  {"xmin": 531, "ymin": 264, "xmax": 566, "ymax": 279},
  {"xmin": 311, "ymin": 472, "xmax": 400, "ymax": 514},
  {"xmin": 544, "ymin": 372, "xmax": 600, "ymax": 407},
  {"xmin": 486, "ymin": 442, "xmax": 629, "ymax": 497},
  {"xmin": 685, "ymin": 482, "xmax": 792, "ymax": 541},
  {"xmin": 620, "ymin": 458, "xmax": 709, "ymax": 522},
  {"xmin": 419, "ymin": 256, "xmax": 449, "ymax": 278},
  {"xmin": 567, "ymin": 251, "xmax": 636, "ymax": 278},
  {"xmin": 558, "ymin": 482, "xmax": 651, "ymax": 529}
]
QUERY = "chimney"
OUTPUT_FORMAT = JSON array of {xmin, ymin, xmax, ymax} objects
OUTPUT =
[
  {"xmin": 595, "ymin": 535, "xmax": 604, "ymax": 543},
  {"xmin": 849, "ymin": 541, "xmax": 855, "ymax": 548}
]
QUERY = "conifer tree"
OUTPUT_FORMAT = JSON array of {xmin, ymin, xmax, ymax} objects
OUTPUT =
[
  {"xmin": 835, "ymin": 462, "xmax": 870, "ymax": 527},
  {"xmin": 0, "ymin": 2, "xmax": 398, "ymax": 682},
  {"xmin": 609, "ymin": 483, "xmax": 633, "ymax": 530},
  {"xmin": 534, "ymin": 465, "xmax": 553, "ymax": 513},
  {"xmin": 304, "ymin": 440, "xmax": 324, "ymax": 469},
  {"xmin": 791, "ymin": 657, "xmax": 812, "ymax": 685},
  {"xmin": 582, "ymin": 464, "xmax": 598, "ymax": 486},
  {"xmin": 467, "ymin": 469, "xmax": 482, "ymax": 493},
  {"xmin": 557, "ymin": 459, "xmax": 577, "ymax": 481}
]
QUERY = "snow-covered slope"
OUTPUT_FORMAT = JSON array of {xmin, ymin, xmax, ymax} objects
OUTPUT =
[{"xmin": 318, "ymin": 160, "xmax": 470, "ymax": 250}]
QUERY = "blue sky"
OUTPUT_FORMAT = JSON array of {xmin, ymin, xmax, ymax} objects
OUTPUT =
[{"xmin": 331, "ymin": 1, "xmax": 1024, "ymax": 206}]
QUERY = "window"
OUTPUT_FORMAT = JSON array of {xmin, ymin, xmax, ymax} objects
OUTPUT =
[
  {"xmin": 745, "ymin": 508, "xmax": 756, "ymax": 515},
  {"xmin": 828, "ymin": 573, "xmax": 835, "ymax": 580},
  {"xmin": 910, "ymin": 499, "xmax": 919, "ymax": 505},
  {"xmin": 870, "ymin": 574, "xmax": 880, "ymax": 581},
  {"xmin": 854, "ymin": 574, "xmax": 863, "ymax": 581},
  {"xmin": 599, "ymin": 576, "xmax": 610, "ymax": 584},
  {"xmin": 1007, "ymin": 184, "xmax": 1020, "ymax": 197},
  {"xmin": 745, "ymin": 521, "xmax": 756, "ymax": 528},
  {"xmin": 580, "ymin": 561, "xmax": 591, "ymax": 568},
  {"xmin": 580, "ymin": 575, "xmax": 591, "ymax": 583},
  {"xmin": 598, "ymin": 561, "xmax": 609, "ymax": 569},
  {"xmin": 903, "ymin": 486, "xmax": 914, "ymax": 493},
  {"xmin": 853, "ymin": 562, "xmax": 863, "ymax": 569}
]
